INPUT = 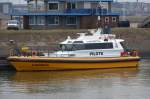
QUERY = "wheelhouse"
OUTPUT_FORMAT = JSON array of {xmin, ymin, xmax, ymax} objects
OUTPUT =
[{"xmin": 59, "ymin": 42, "xmax": 114, "ymax": 51}]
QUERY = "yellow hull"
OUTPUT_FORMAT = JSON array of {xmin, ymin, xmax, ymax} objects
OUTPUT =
[{"xmin": 8, "ymin": 56, "xmax": 140, "ymax": 71}]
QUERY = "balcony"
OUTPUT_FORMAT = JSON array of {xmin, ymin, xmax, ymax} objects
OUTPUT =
[
  {"xmin": 11, "ymin": 8, "xmax": 119, "ymax": 16},
  {"xmin": 65, "ymin": 9, "xmax": 92, "ymax": 15},
  {"xmin": 65, "ymin": 8, "xmax": 108, "ymax": 16},
  {"xmin": 94, "ymin": 9, "xmax": 108, "ymax": 15}
]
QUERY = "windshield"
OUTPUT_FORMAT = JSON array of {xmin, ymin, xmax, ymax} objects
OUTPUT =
[
  {"xmin": 120, "ymin": 42, "xmax": 129, "ymax": 51},
  {"xmin": 8, "ymin": 20, "xmax": 18, "ymax": 24},
  {"xmin": 59, "ymin": 44, "xmax": 74, "ymax": 51}
]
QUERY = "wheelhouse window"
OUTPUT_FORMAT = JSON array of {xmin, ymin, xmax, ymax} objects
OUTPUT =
[
  {"xmin": 73, "ymin": 41, "xmax": 83, "ymax": 43},
  {"xmin": 48, "ymin": 2, "xmax": 59, "ymax": 10},
  {"xmin": 59, "ymin": 44, "xmax": 84, "ymax": 51},
  {"xmin": 48, "ymin": 16, "xmax": 59, "ymax": 25},
  {"xmin": 59, "ymin": 43, "xmax": 113, "ymax": 51},
  {"xmin": 66, "ymin": 16, "xmax": 77, "ymax": 25},
  {"xmin": 85, "ymin": 43, "xmax": 113, "ymax": 49},
  {"xmin": 67, "ymin": 3, "xmax": 76, "ymax": 9},
  {"xmin": 120, "ymin": 42, "xmax": 129, "ymax": 51}
]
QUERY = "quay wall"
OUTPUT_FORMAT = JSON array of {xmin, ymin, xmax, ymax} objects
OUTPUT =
[{"xmin": 0, "ymin": 28, "xmax": 150, "ymax": 58}]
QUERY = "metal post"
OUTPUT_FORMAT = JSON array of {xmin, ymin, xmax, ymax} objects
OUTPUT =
[{"xmin": 97, "ymin": 1, "xmax": 102, "ymax": 28}]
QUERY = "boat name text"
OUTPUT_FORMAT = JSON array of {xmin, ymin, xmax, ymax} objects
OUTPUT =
[{"xmin": 90, "ymin": 52, "xmax": 103, "ymax": 56}]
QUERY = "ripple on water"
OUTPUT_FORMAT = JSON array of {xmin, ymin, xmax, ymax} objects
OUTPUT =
[{"xmin": 0, "ymin": 59, "xmax": 150, "ymax": 99}]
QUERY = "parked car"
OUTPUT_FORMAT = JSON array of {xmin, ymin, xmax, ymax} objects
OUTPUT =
[
  {"xmin": 7, "ymin": 20, "xmax": 20, "ymax": 30},
  {"xmin": 118, "ymin": 21, "xmax": 130, "ymax": 27}
]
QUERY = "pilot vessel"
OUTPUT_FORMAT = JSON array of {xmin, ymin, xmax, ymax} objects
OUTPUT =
[{"xmin": 8, "ymin": 28, "xmax": 140, "ymax": 71}]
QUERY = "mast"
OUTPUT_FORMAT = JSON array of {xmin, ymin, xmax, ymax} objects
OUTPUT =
[
  {"xmin": 97, "ymin": 0, "xmax": 102, "ymax": 29},
  {"xmin": 96, "ymin": 0, "xmax": 112, "ymax": 34}
]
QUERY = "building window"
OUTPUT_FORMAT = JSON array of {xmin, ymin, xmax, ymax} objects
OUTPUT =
[
  {"xmin": 67, "ymin": 3, "xmax": 76, "ymax": 9},
  {"xmin": 84, "ymin": 2, "xmax": 91, "ymax": 9},
  {"xmin": 37, "ymin": 0, "xmax": 45, "ymax": 11},
  {"xmin": 29, "ymin": 16, "xmax": 45, "ymax": 25},
  {"xmin": 37, "ymin": 16, "xmax": 45, "ymax": 25},
  {"xmin": 28, "ymin": 0, "xmax": 36, "ymax": 11},
  {"xmin": 66, "ymin": 16, "xmax": 77, "ymax": 25},
  {"xmin": 29, "ymin": 16, "xmax": 36, "ymax": 25},
  {"xmin": 48, "ymin": 16, "xmax": 59, "ymax": 25},
  {"xmin": 3, "ymin": 4, "xmax": 9, "ymax": 14},
  {"xmin": 49, "ymin": 2, "xmax": 59, "ymax": 10},
  {"xmin": 28, "ymin": 0, "xmax": 45, "ymax": 11},
  {"xmin": 105, "ymin": 17, "xmax": 109, "ymax": 23},
  {"xmin": 112, "ymin": 17, "xmax": 117, "ymax": 22}
]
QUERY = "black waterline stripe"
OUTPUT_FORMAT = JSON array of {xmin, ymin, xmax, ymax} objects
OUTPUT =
[{"xmin": 9, "ymin": 59, "xmax": 140, "ymax": 63}]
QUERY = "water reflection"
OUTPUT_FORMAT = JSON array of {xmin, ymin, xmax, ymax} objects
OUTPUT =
[
  {"xmin": 1, "ymin": 59, "xmax": 150, "ymax": 99},
  {"xmin": 8, "ymin": 68, "xmax": 139, "ymax": 94},
  {"xmin": 12, "ymin": 68, "xmax": 139, "ymax": 81}
]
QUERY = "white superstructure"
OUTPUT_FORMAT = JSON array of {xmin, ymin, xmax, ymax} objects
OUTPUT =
[{"xmin": 44, "ymin": 28, "xmax": 126, "ymax": 58}]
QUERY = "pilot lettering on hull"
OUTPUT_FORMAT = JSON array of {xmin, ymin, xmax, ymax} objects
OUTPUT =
[{"xmin": 90, "ymin": 52, "xmax": 103, "ymax": 56}]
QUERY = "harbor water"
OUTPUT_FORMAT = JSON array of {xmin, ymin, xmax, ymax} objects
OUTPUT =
[{"xmin": 0, "ymin": 59, "xmax": 150, "ymax": 99}]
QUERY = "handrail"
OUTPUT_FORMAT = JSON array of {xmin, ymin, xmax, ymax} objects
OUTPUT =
[
  {"xmin": 65, "ymin": 8, "xmax": 108, "ymax": 15},
  {"xmin": 9, "ymin": 44, "xmax": 76, "ymax": 58}
]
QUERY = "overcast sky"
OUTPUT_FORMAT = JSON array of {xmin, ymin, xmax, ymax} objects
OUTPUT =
[{"xmin": 0, "ymin": 0, "xmax": 150, "ymax": 4}]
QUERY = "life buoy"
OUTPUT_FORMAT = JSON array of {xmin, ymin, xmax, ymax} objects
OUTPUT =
[{"xmin": 32, "ymin": 51, "xmax": 37, "ymax": 56}]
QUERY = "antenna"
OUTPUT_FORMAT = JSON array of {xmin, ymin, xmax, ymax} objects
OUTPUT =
[
  {"xmin": 98, "ymin": 0, "xmax": 102, "ymax": 20},
  {"xmin": 97, "ymin": 0, "xmax": 103, "ymax": 28}
]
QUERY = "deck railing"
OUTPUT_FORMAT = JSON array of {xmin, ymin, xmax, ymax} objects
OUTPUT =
[
  {"xmin": 9, "ymin": 45, "xmax": 69, "ymax": 57},
  {"xmin": 65, "ymin": 8, "xmax": 107, "ymax": 15},
  {"xmin": 11, "ymin": 8, "xmax": 108, "ymax": 16}
]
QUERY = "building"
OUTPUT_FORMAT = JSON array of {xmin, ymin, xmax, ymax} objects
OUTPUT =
[
  {"xmin": 13, "ymin": 4, "xmax": 28, "ymax": 13},
  {"xmin": 11, "ymin": 0, "xmax": 119, "ymax": 29},
  {"xmin": 0, "ymin": 2, "xmax": 12, "ymax": 29},
  {"xmin": 0, "ymin": 2, "xmax": 12, "ymax": 14},
  {"xmin": 12, "ymin": 4, "xmax": 28, "ymax": 29},
  {"xmin": 0, "ymin": 13, "xmax": 10, "ymax": 29},
  {"xmin": 112, "ymin": 2, "xmax": 150, "ymax": 16}
]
